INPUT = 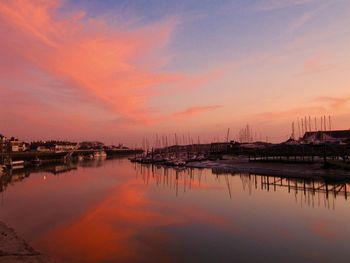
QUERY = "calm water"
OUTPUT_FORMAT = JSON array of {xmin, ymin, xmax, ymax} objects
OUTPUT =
[{"xmin": 1, "ymin": 158, "xmax": 350, "ymax": 263}]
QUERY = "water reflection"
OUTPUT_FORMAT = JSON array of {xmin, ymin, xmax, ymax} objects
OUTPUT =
[
  {"xmin": 1, "ymin": 159, "xmax": 350, "ymax": 263},
  {"xmin": 2, "ymin": 160, "xmax": 350, "ymax": 211},
  {"xmin": 133, "ymin": 163, "xmax": 350, "ymax": 210},
  {"xmin": 238, "ymin": 174, "xmax": 349, "ymax": 210},
  {"xmin": 1, "ymin": 162, "xmax": 77, "ymax": 193}
]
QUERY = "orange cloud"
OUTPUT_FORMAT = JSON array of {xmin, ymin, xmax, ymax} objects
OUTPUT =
[
  {"xmin": 0, "ymin": 0, "xmax": 177, "ymax": 122},
  {"xmin": 252, "ymin": 94, "xmax": 350, "ymax": 123},
  {"xmin": 0, "ymin": 0, "xmax": 221, "ymax": 141},
  {"xmin": 173, "ymin": 105, "xmax": 222, "ymax": 119},
  {"xmin": 314, "ymin": 96, "xmax": 350, "ymax": 109},
  {"xmin": 254, "ymin": 106, "xmax": 325, "ymax": 121}
]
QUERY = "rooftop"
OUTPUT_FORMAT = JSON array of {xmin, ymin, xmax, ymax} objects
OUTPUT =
[{"xmin": 303, "ymin": 129, "xmax": 350, "ymax": 139}]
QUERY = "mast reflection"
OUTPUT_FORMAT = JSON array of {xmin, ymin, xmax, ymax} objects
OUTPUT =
[{"xmin": 134, "ymin": 163, "xmax": 350, "ymax": 210}]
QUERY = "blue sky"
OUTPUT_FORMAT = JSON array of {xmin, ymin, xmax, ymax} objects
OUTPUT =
[{"xmin": 1, "ymin": 0, "xmax": 350, "ymax": 144}]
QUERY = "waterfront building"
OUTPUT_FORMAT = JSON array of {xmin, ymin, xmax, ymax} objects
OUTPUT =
[
  {"xmin": 34, "ymin": 141, "xmax": 78, "ymax": 152},
  {"xmin": 8, "ymin": 137, "xmax": 27, "ymax": 152},
  {"xmin": 302, "ymin": 129, "xmax": 350, "ymax": 144},
  {"xmin": 36, "ymin": 145, "xmax": 52, "ymax": 152},
  {"xmin": 54, "ymin": 142, "xmax": 78, "ymax": 152}
]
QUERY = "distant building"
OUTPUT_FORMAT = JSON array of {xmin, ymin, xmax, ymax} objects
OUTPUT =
[
  {"xmin": 54, "ymin": 142, "xmax": 78, "ymax": 152},
  {"xmin": 302, "ymin": 130, "xmax": 350, "ymax": 144},
  {"xmin": 36, "ymin": 145, "xmax": 52, "ymax": 152},
  {"xmin": 33, "ymin": 141, "xmax": 78, "ymax": 152},
  {"xmin": 7, "ymin": 137, "xmax": 27, "ymax": 152}
]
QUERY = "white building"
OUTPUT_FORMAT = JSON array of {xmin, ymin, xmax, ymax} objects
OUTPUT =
[
  {"xmin": 54, "ymin": 143, "xmax": 78, "ymax": 152},
  {"xmin": 8, "ymin": 138, "xmax": 27, "ymax": 152},
  {"xmin": 36, "ymin": 142, "xmax": 78, "ymax": 152}
]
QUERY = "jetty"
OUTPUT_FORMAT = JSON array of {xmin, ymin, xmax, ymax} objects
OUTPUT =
[{"xmin": 134, "ymin": 162, "xmax": 350, "ymax": 206}]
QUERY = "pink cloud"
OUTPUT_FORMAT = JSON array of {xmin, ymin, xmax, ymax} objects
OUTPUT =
[
  {"xmin": 254, "ymin": 106, "xmax": 325, "ymax": 121},
  {"xmin": 0, "ymin": 0, "xmax": 221, "ymax": 142},
  {"xmin": 0, "ymin": 0, "xmax": 175, "ymax": 119},
  {"xmin": 172, "ymin": 105, "xmax": 222, "ymax": 119},
  {"xmin": 252, "ymin": 94, "xmax": 350, "ymax": 123},
  {"xmin": 315, "ymin": 96, "xmax": 350, "ymax": 109}
]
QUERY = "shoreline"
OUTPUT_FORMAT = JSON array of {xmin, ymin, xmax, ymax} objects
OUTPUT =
[
  {"xmin": 3, "ymin": 149, "xmax": 143, "ymax": 161},
  {"xmin": 0, "ymin": 222, "xmax": 52, "ymax": 263},
  {"xmin": 186, "ymin": 158, "xmax": 350, "ymax": 181}
]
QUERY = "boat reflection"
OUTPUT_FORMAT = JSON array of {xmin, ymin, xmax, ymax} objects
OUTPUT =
[
  {"xmin": 133, "ymin": 163, "xmax": 350, "ymax": 210},
  {"xmin": 1, "ymin": 158, "xmax": 350, "ymax": 263},
  {"xmin": 0, "ymin": 158, "xmax": 110, "ymax": 194}
]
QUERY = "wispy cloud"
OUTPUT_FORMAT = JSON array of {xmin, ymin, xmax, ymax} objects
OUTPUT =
[
  {"xmin": 297, "ymin": 53, "xmax": 337, "ymax": 75},
  {"xmin": 0, "ymin": 0, "xmax": 177, "ymax": 123},
  {"xmin": 290, "ymin": 9, "xmax": 316, "ymax": 32},
  {"xmin": 314, "ymin": 96, "xmax": 350, "ymax": 109},
  {"xmin": 0, "ymin": 0, "xmax": 222, "ymax": 140},
  {"xmin": 172, "ymin": 105, "xmax": 222, "ymax": 119},
  {"xmin": 254, "ymin": 106, "xmax": 326, "ymax": 121},
  {"xmin": 253, "ymin": 94, "xmax": 350, "ymax": 122},
  {"xmin": 256, "ymin": 0, "xmax": 314, "ymax": 11},
  {"xmin": 288, "ymin": 0, "xmax": 335, "ymax": 33}
]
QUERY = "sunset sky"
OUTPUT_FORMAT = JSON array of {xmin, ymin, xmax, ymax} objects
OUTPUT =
[{"xmin": 1, "ymin": 0, "xmax": 350, "ymax": 145}]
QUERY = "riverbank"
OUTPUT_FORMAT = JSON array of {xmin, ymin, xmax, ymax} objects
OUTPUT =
[
  {"xmin": 0, "ymin": 222, "xmax": 52, "ymax": 263},
  {"xmin": 5, "ymin": 149, "xmax": 143, "ymax": 161},
  {"xmin": 0, "ymin": 149, "xmax": 143, "ymax": 170},
  {"xmin": 186, "ymin": 157, "xmax": 350, "ymax": 180}
]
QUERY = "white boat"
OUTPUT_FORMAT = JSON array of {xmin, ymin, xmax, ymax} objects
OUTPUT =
[{"xmin": 6, "ymin": 160, "xmax": 25, "ymax": 170}]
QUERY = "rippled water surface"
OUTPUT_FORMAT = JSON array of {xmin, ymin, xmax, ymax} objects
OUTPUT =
[{"xmin": 1, "ymin": 158, "xmax": 350, "ymax": 263}]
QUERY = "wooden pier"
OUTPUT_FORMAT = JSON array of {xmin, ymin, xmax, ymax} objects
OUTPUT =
[
  {"xmin": 134, "ymin": 163, "xmax": 350, "ymax": 207},
  {"xmin": 238, "ymin": 174, "xmax": 350, "ymax": 208}
]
